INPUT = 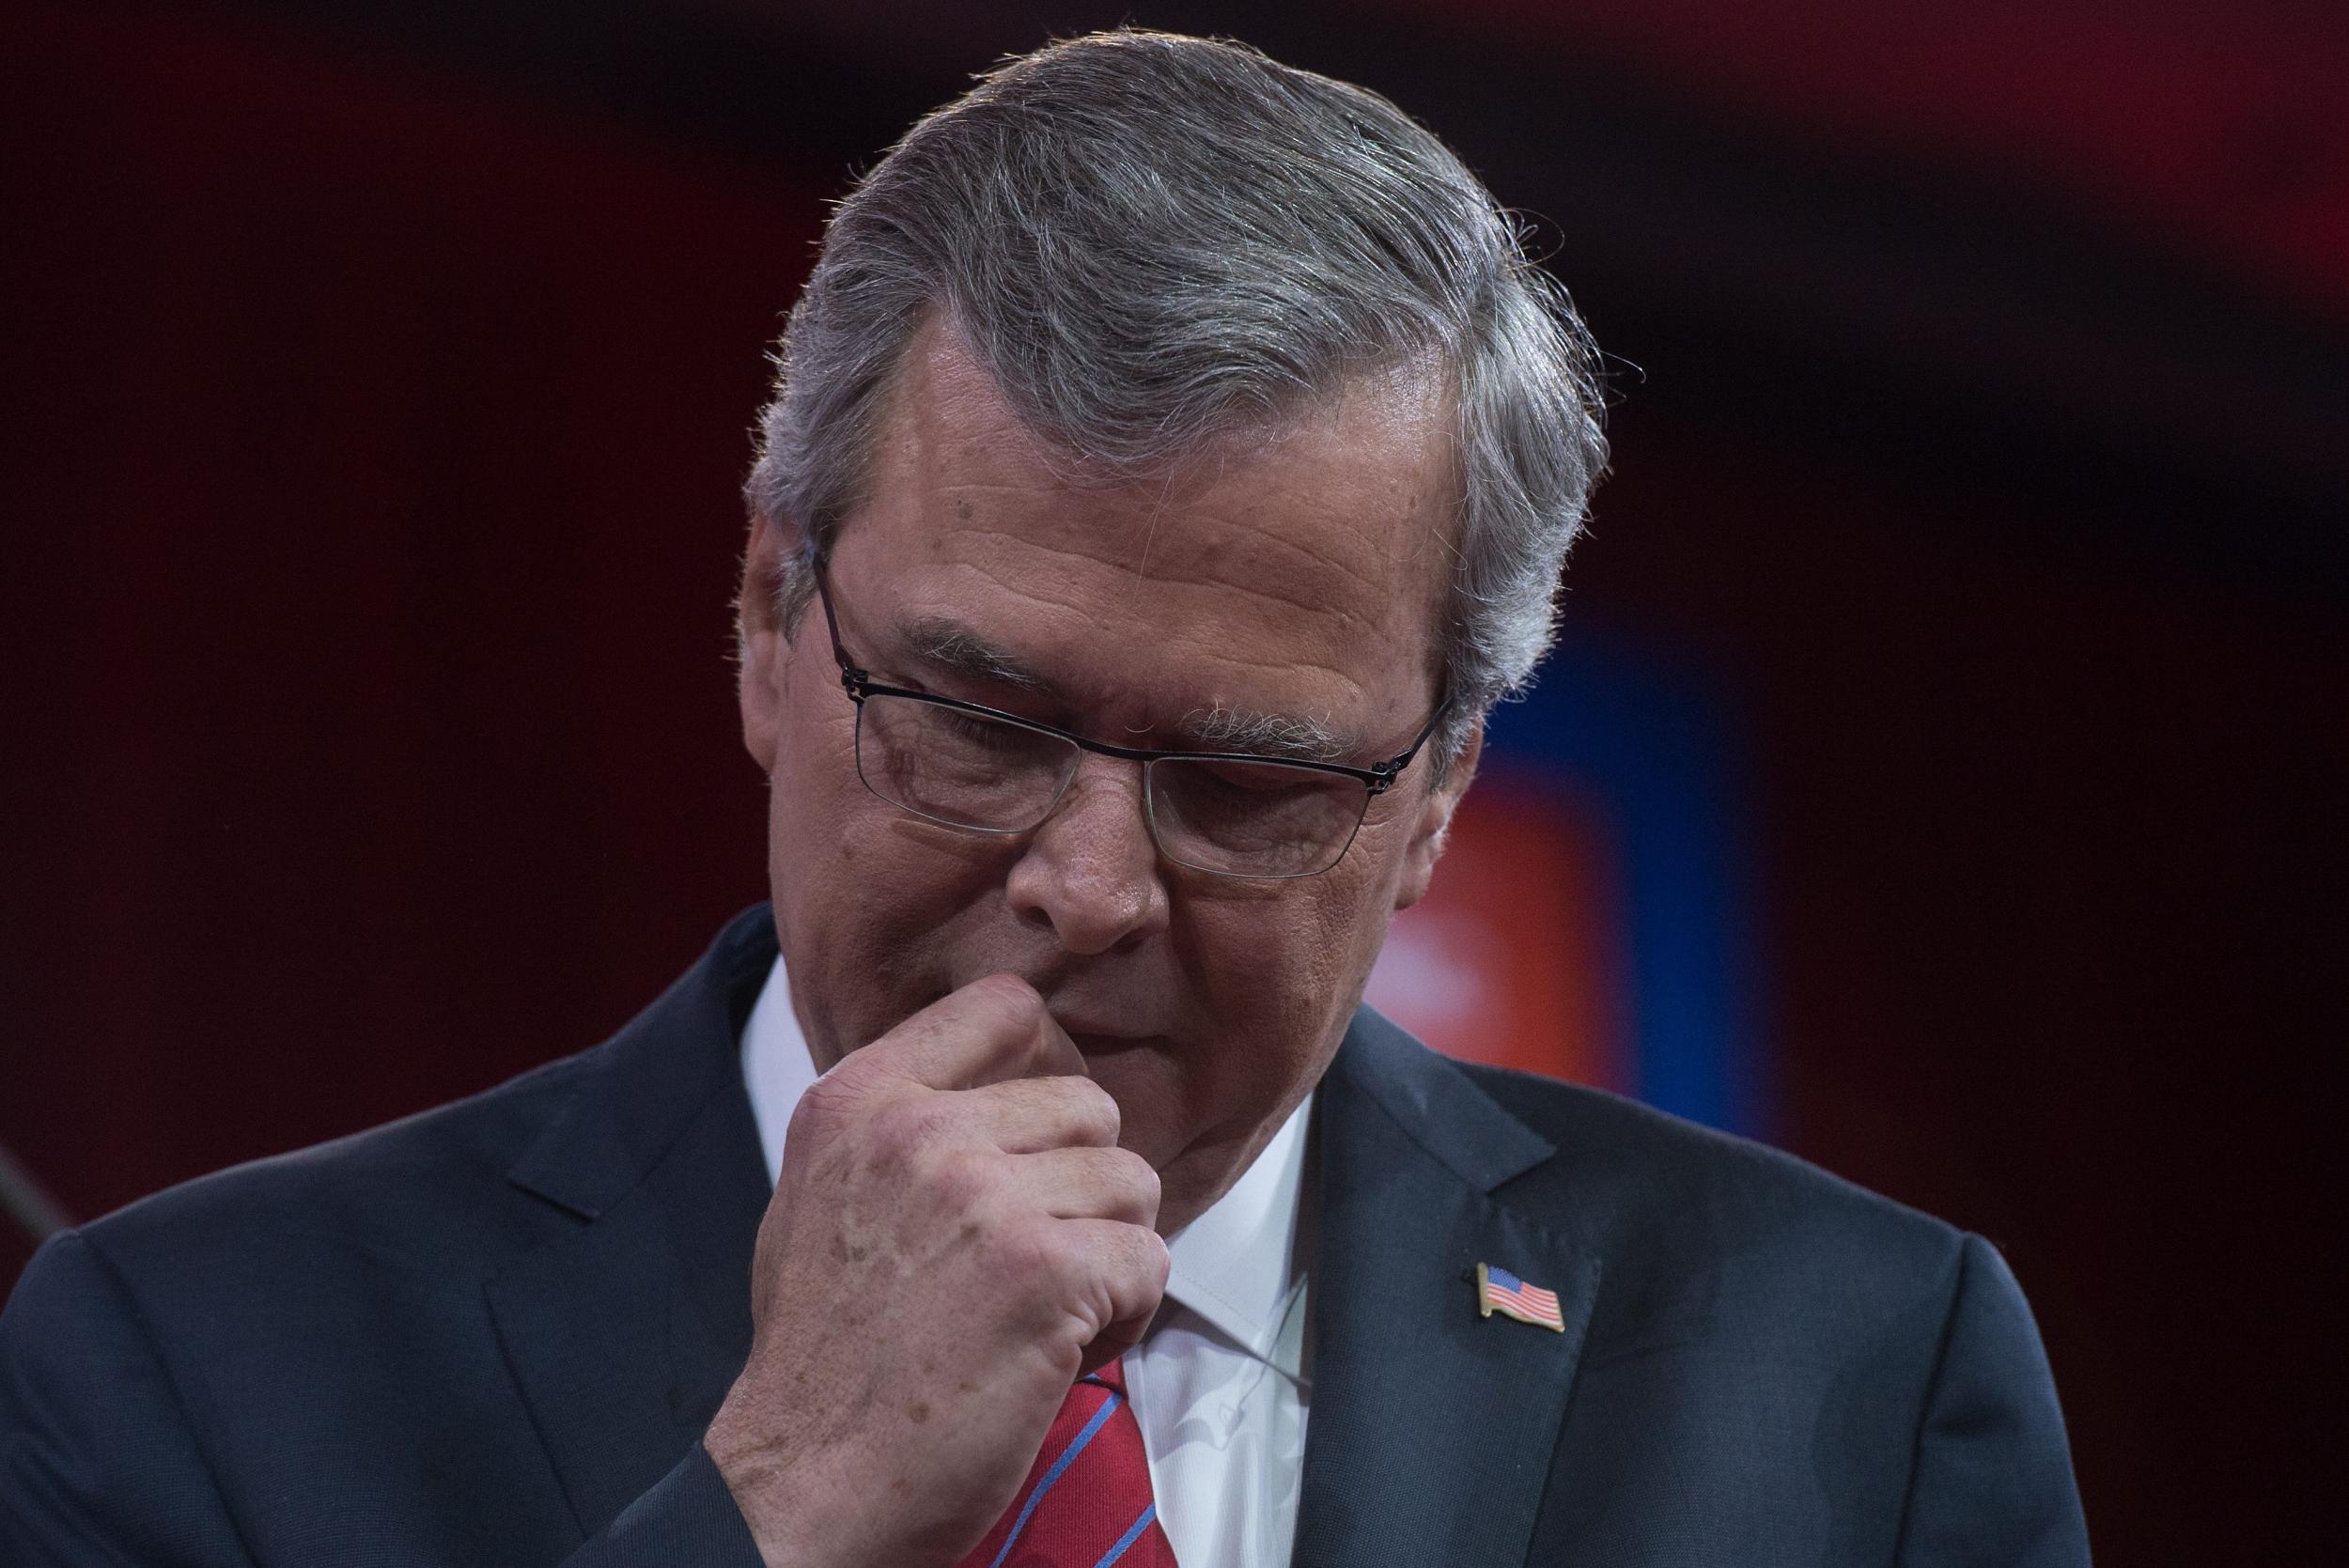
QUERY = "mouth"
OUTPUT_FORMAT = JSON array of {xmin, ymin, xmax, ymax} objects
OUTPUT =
[
  {"xmin": 1046, "ymin": 1001, "xmax": 1167, "ymax": 1046},
  {"xmin": 1065, "ymin": 1030, "xmax": 1163, "ymax": 1057}
]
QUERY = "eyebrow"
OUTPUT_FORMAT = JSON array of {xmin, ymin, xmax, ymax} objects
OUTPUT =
[
  {"xmin": 901, "ymin": 615, "xmax": 1058, "ymax": 696},
  {"xmin": 897, "ymin": 613, "xmax": 1356, "ymax": 764},
  {"xmin": 1179, "ymin": 705, "xmax": 1356, "ymax": 764}
]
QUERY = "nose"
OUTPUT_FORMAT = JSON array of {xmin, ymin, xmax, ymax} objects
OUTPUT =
[{"xmin": 1003, "ymin": 753, "xmax": 1172, "ymax": 955}]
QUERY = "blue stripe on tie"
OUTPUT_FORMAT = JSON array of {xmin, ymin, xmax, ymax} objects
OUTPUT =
[
  {"xmin": 1092, "ymin": 1502, "xmax": 1158, "ymax": 1568},
  {"xmin": 988, "ymin": 1391, "xmax": 1124, "ymax": 1568}
]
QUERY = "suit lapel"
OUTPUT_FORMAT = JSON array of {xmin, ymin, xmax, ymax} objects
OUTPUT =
[
  {"xmin": 484, "ymin": 909, "xmax": 776, "ymax": 1539},
  {"xmin": 1292, "ymin": 1008, "xmax": 1601, "ymax": 1568}
]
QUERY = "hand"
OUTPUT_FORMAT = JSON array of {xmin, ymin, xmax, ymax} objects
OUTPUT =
[{"xmin": 703, "ymin": 974, "xmax": 1170, "ymax": 1568}]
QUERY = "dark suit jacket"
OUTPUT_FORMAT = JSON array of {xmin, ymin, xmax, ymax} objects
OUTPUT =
[{"xmin": 2, "ymin": 908, "xmax": 2088, "ymax": 1565}]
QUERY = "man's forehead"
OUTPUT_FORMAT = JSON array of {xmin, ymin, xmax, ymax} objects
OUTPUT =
[
  {"xmin": 848, "ymin": 319, "xmax": 1459, "ymax": 652},
  {"xmin": 846, "ymin": 570, "xmax": 1372, "ymax": 746},
  {"xmin": 832, "ymin": 520, "xmax": 1444, "ymax": 750},
  {"xmin": 807, "ymin": 317, "xmax": 1457, "ymax": 766},
  {"xmin": 863, "ymin": 596, "xmax": 1365, "ymax": 763}
]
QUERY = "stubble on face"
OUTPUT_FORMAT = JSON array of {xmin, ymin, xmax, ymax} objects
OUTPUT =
[{"xmin": 746, "ymin": 315, "xmax": 1464, "ymax": 1234}]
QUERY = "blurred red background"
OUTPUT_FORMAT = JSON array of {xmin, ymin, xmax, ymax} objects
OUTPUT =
[{"xmin": 4, "ymin": 4, "xmax": 2343, "ymax": 1561}]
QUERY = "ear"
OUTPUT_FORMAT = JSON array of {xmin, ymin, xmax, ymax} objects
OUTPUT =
[
  {"xmin": 1392, "ymin": 719, "xmax": 1481, "ymax": 911},
  {"xmin": 736, "ymin": 508, "xmax": 805, "ymax": 773}
]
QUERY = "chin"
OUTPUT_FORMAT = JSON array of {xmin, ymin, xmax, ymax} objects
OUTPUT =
[{"xmin": 1077, "ymin": 1044, "xmax": 1190, "ymax": 1159}]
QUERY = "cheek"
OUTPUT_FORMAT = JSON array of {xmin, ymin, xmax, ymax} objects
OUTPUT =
[
  {"xmin": 763, "ymin": 686, "xmax": 995, "ymax": 1052},
  {"xmin": 763, "ymin": 695, "xmax": 862, "ymax": 893},
  {"xmin": 1182, "ymin": 863, "xmax": 1398, "ymax": 1091}
]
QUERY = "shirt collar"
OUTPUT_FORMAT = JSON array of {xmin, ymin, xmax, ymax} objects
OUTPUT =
[
  {"xmin": 1161, "ymin": 1090, "xmax": 1313, "ymax": 1374},
  {"xmin": 740, "ymin": 954, "xmax": 817, "ymax": 1190},
  {"xmin": 739, "ymin": 955, "xmax": 1313, "ymax": 1373}
]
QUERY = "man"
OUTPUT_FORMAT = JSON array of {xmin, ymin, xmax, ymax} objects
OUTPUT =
[{"xmin": 1, "ymin": 29, "xmax": 2089, "ymax": 1568}]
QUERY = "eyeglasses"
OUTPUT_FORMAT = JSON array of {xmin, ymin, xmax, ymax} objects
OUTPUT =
[{"xmin": 810, "ymin": 558, "xmax": 1447, "ymax": 879}]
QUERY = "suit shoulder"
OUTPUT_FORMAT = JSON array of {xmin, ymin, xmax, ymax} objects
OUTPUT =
[
  {"xmin": 77, "ymin": 1044, "xmax": 604, "ymax": 1284},
  {"xmin": 1457, "ymin": 1062, "xmax": 1966, "ymax": 1278},
  {"xmin": 71, "ymin": 907, "xmax": 772, "ymax": 1296}
]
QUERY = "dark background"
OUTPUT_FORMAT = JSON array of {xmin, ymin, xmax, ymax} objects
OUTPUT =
[{"xmin": 4, "ymin": 2, "xmax": 2343, "ymax": 1562}]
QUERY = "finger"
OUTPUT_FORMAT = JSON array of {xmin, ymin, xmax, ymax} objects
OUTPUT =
[
  {"xmin": 863, "ymin": 975, "xmax": 1087, "ymax": 1092},
  {"xmin": 1003, "ymin": 1146, "xmax": 1160, "ymax": 1225},
  {"xmin": 957, "ymin": 1075, "xmax": 1122, "ymax": 1155},
  {"xmin": 1059, "ymin": 1219, "xmax": 1171, "ymax": 1374},
  {"xmin": 1079, "ymin": 1317, "xmax": 1151, "ymax": 1380}
]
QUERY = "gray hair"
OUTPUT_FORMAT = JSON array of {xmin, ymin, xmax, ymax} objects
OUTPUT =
[{"xmin": 744, "ymin": 29, "xmax": 1609, "ymax": 771}]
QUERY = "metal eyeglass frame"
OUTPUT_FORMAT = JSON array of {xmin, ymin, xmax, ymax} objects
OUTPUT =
[{"xmin": 807, "ymin": 554, "xmax": 1450, "ymax": 879}]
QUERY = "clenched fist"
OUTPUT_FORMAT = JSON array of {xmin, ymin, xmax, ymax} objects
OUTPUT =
[{"xmin": 703, "ymin": 974, "xmax": 1171, "ymax": 1568}]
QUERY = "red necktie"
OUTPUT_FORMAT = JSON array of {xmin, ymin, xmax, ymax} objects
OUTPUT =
[{"xmin": 956, "ymin": 1358, "xmax": 1178, "ymax": 1568}]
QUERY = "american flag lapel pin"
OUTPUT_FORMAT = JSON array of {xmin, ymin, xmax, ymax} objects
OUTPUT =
[{"xmin": 1476, "ymin": 1261, "xmax": 1566, "ymax": 1333}]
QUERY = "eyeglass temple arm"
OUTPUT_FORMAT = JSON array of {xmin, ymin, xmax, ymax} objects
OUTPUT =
[
  {"xmin": 804, "ymin": 551, "xmax": 868, "ymax": 694},
  {"xmin": 1364, "ymin": 692, "xmax": 1453, "ymax": 795}
]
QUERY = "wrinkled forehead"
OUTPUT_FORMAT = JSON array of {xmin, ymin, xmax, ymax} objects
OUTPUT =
[{"xmin": 828, "ymin": 319, "xmax": 1460, "ymax": 704}]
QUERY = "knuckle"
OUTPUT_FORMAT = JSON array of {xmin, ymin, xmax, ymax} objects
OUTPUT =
[
  {"xmin": 1078, "ymin": 1080, "xmax": 1123, "ymax": 1143},
  {"xmin": 868, "ymin": 1094, "xmax": 955, "ymax": 1159},
  {"xmin": 1142, "ymin": 1227, "xmax": 1173, "ymax": 1287},
  {"xmin": 923, "ymin": 1147, "xmax": 995, "ymax": 1214},
  {"xmin": 992, "ymin": 1216, "xmax": 1069, "ymax": 1282},
  {"xmin": 1116, "ymin": 1151, "xmax": 1162, "ymax": 1208},
  {"xmin": 1112, "ymin": 1220, "xmax": 1170, "ymax": 1285},
  {"xmin": 789, "ymin": 1070, "xmax": 863, "ymax": 1138}
]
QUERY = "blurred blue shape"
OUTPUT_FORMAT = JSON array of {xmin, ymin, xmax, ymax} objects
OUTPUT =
[{"xmin": 1484, "ymin": 620, "xmax": 1767, "ymax": 1139}]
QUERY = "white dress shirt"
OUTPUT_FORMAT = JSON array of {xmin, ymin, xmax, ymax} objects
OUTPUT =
[{"xmin": 740, "ymin": 957, "xmax": 1314, "ymax": 1567}]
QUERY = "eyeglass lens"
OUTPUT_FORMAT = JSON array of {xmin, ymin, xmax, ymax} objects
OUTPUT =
[{"xmin": 853, "ymin": 693, "xmax": 1369, "ymax": 877}]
